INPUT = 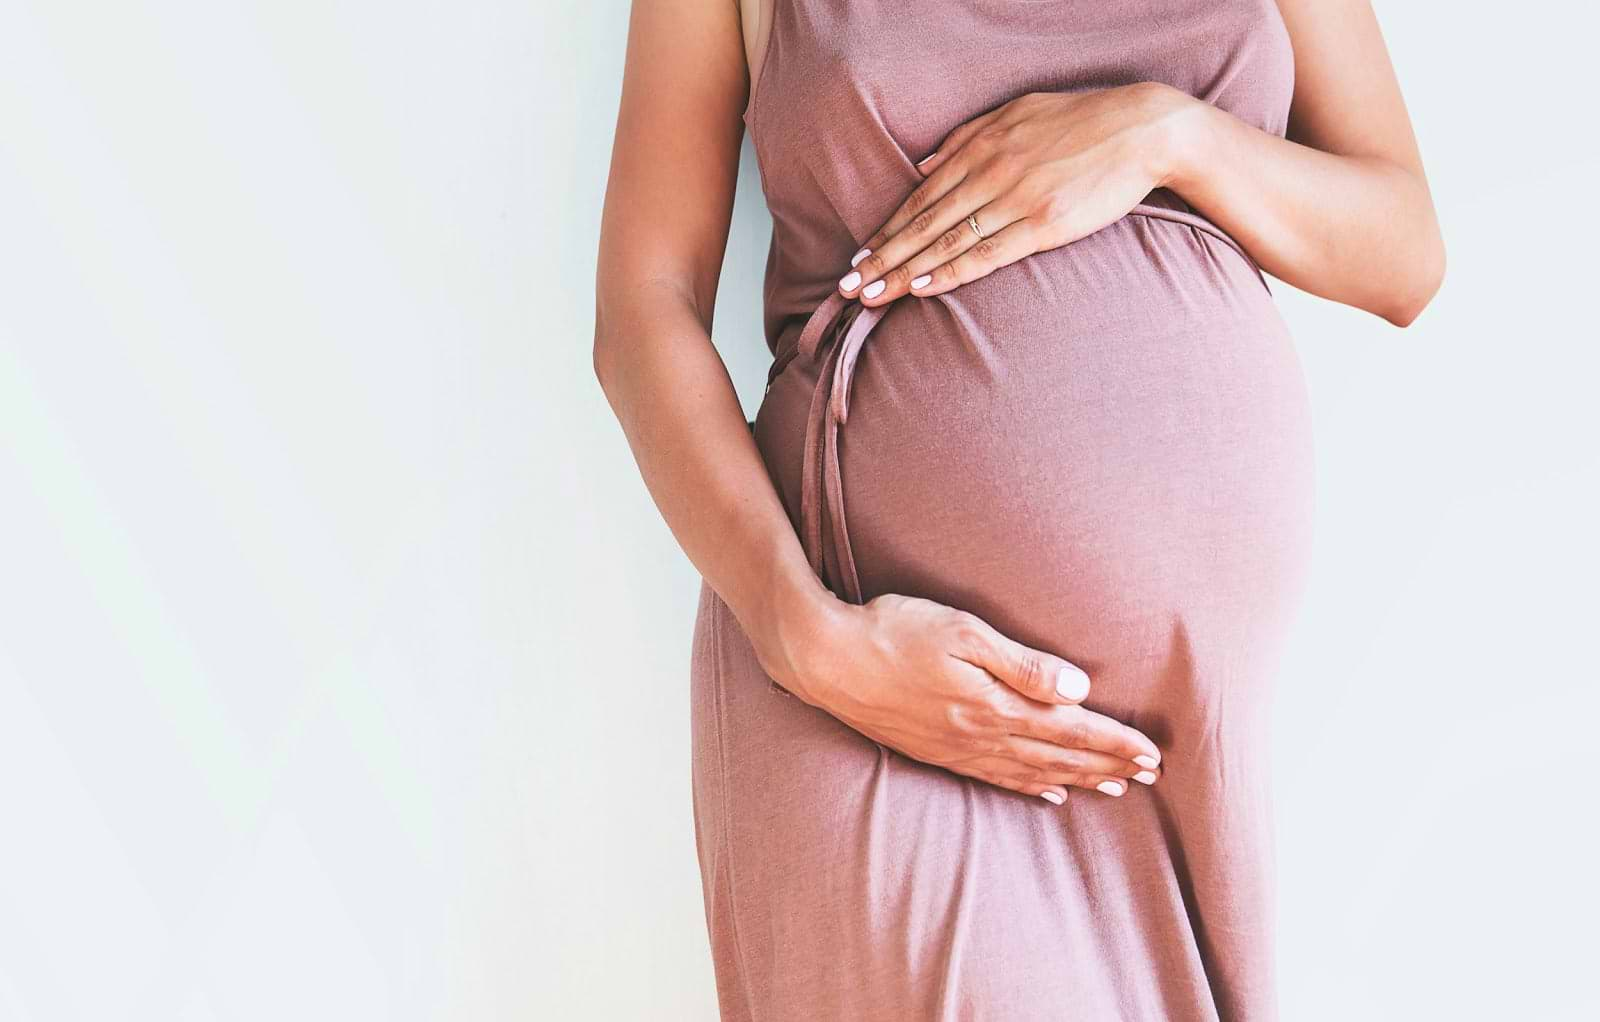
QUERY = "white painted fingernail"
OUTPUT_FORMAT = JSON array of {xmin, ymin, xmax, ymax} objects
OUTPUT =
[
  {"xmin": 862, "ymin": 279, "xmax": 886, "ymax": 299},
  {"xmin": 1096, "ymin": 780, "xmax": 1125, "ymax": 797},
  {"xmin": 1041, "ymin": 791, "xmax": 1064, "ymax": 805},
  {"xmin": 916, "ymin": 151, "xmax": 937, "ymax": 165},
  {"xmin": 850, "ymin": 248, "xmax": 871, "ymax": 267},
  {"xmin": 910, "ymin": 274, "xmax": 932, "ymax": 289},
  {"xmin": 1133, "ymin": 754, "xmax": 1159, "ymax": 770},
  {"xmin": 1055, "ymin": 665, "xmax": 1089, "ymax": 701},
  {"xmin": 839, "ymin": 270, "xmax": 861, "ymax": 291},
  {"xmin": 1133, "ymin": 770, "xmax": 1157, "ymax": 785}
]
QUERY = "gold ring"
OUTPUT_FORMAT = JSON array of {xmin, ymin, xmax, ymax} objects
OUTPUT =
[{"xmin": 967, "ymin": 213, "xmax": 985, "ymax": 240}]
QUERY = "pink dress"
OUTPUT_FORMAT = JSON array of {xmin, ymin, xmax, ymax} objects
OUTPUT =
[{"xmin": 690, "ymin": 1, "xmax": 1314, "ymax": 1018}]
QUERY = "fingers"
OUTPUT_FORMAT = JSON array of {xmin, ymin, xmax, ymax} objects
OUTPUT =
[
  {"xmin": 903, "ymin": 216, "xmax": 1038, "ymax": 298},
  {"xmin": 840, "ymin": 174, "xmax": 1009, "ymax": 304},
  {"xmin": 1007, "ymin": 702, "xmax": 1163, "ymax": 772},
  {"xmin": 838, "ymin": 163, "xmax": 969, "ymax": 288},
  {"xmin": 963, "ymin": 748, "xmax": 1156, "ymax": 805},
  {"xmin": 942, "ymin": 609, "xmax": 1163, "ymax": 772},
  {"xmin": 960, "ymin": 762, "xmax": 1069, "ymax": 807},
  {"xmin": 999, "ymin": 735, "xmax": 1162, "ymax": 793},
  {"xmin": 948, "ymin": 610, "xmax": 1092, "ymax": 706},
  {"xmin": 1015, "ymin": 779, "xmax": 1070, "ymax": 807}
]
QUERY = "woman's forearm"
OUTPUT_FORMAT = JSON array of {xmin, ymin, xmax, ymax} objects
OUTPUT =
[
  {"xmin": 1155, "ymin": 87, "xmax": 1445, "ymax": 326},
  {"xmin": 593, "ymin": 281, "xmax": 842, "ymax": 691}
]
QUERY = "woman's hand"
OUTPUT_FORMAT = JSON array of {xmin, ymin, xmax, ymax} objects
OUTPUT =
[
  {"xmin": 836, "ymin": 82, "xmax": 1194, "ymax": 306},
  {"xmin": 776, "ymin": 592, "xmax": 1163, "ymax": 804}
]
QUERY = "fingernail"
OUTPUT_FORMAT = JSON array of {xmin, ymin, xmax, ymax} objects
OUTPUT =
[
  {"xmin": 910, "ymin": 274, "xmax": 932, "ymax": 289},
  {"xmin": 916, "ymin": 151, "xmax": 937, "ymax": 166},
  {"xmin": 1096, "ymin": 780, "xmax": 1125, "ymax": 797},
  {"xmin": 862, "ymin": 279, "xmax": 886, "ymax": 299},
  {"xmin": 850, "ymin": 247, "xmax": 872, "ymax": 267},
  {"xmin": 1055, "ymin": 665, "xmax": 1089, "ymax": 701},
  {"xmin": 1133, "ymin": 770, "xmax": 1157, "ymax": 786},
  {"xmin": 839, "ymin": 270, "xmax": 861, "ymax": 291},
  {"xmin": 1133, "ymin": 754, "xmax": 1159, "ymax": 770},
  {"xmin": 1040, "ymin": 791, "xmax": 1064, "ymax": 805}
]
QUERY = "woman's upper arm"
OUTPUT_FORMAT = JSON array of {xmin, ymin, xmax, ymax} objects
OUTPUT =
[
  {"xmin": 596, "ymin": 0, "xmax": 750, "ymax": 326},
  {"xmin": 1272, "ymin": 0, "xmax": 1429, "ymax": 179}
]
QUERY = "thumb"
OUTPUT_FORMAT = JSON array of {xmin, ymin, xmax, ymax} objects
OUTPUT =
[{"xmin": 959, "ymin": 615, "xmax": 1091, "ymax": 705}]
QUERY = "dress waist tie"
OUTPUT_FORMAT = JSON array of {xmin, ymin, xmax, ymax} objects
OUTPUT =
[{"xmin": 768, "ymin": 289, "xmax": 887, "ymax": 606}]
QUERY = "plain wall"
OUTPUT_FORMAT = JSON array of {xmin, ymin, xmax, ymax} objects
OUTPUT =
[{"xmin": 1, "ymin": 1, "xmax": 1595, "ymax": 1018}]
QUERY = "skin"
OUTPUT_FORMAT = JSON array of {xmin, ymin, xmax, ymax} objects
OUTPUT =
[
  {"xmin": 594, "ymin": 0, "xmax": 1440, "ymax": 803},
  {"xmin": 838, "ymin": 5, "xmax": 1445, "ymax": 326}
]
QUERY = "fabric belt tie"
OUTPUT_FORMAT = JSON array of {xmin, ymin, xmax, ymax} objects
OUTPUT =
[{"xmin": 765, "ymin": 289, "xmax": 886, "ymax": 606}]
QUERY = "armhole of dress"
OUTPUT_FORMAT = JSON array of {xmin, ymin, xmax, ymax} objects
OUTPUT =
[{"xmin": 741, "ymin": 0, "xmax": 777, "ymax": 126}]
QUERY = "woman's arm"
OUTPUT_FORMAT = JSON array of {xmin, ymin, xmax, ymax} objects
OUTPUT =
[
  {"xmin": 593, "ymin": 0, "xmax": 830, "ymax": 688},
  {"xmin": 594, "ymin": 0, "xmax": 1164, "ymax": 803},
  {"xmin": 1162, "ymin": 0, "xmax": 1445, "ymax": 325},
  {"xmin": 837, "ymin": 0, "xmax": 1443, "ymax": 327}
]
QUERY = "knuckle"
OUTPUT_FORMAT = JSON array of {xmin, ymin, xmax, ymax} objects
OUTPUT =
[
  {"xmin": 904, "ymin": 185, "xmax": 932, "ymax": 215},
  {"xmin": 941, "ymin": 701, "xmax": 973, "ymax": 735},
  {"xmin": 862, "ymin": 591, "xmax": 897, "ymax": 615},
  {"xmin": 884, "ymin": 263, "xmax": 913, "ymax": 287},
  {"xmin": 971, "ymin": 691, "xmax": 1009, "ymax": 729},
  {"xmin": 1061, "ymin": 752, "xmax": 1094, "ymax": 775},
  {"xmin": 945, "ymin": 610, "xmax": 986, "ymax": 651},
  {"xmin": 858, "ymin": 251, "xmax": 887, "ymax": 278},
  {"xmin": 1038, "ymin": 189, "xmax": 1071, "ymax": 225},
  {"xmin": 909, "ymin": 209, "xmax": 939, "ymax": 237},
  {"xmin": 973, "ymin": 237, "xmax": 1001, "ymax": 261},
  {"xmin": 954, "ymin": 630, "xmax": 986, "ymax": 662},
  {"xmin": 1032, "ymin": 745, "xmax": 1075, "ymax": 772},
  {"xmin": 1056, "ymin": 719, "xmax": 1090, "ymax": 749},
  {"xmin": 989, "ymin": 150, "xmax": 1023, "ymax": 177},
  {"xmin": 985, "ymin": 692, "xmax": 1024, "ymax": 729},
  {"xmin": 1011, "ymin": 653, "xmax": 1044, "ymax": 697},
  {"xmin": 936, "ymin": 227, "xmax": 966, "ymax": 255},
  {"xmin": 966, "ymin": 735, "xmax": 1004, "ymax": 761},
  {"xmin": 1013, "ymin": 167, "xmax": 1047, "ymax": 201}
]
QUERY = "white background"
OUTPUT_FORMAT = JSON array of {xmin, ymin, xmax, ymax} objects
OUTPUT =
[{"xmin": 2, "ymin": 1, "xmax": 1596, "ymax": 1018}]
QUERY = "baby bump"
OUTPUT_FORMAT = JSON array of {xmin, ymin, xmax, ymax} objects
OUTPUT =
[{"xmin": 754, "ymin": 211, "xmax": 1315, "ymax": 721}]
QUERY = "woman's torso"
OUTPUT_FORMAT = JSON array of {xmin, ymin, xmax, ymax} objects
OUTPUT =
[
  {"xmin": 743, "ymin": 0, "xmax": 1314, "ymax": 648},
  {"xmin": 718, "ymin": 3, "xmax": 1318, "ymax": 1016}
]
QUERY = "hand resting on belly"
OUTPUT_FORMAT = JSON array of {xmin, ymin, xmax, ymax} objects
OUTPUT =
[{"xmin": 774, "ymin": 592, "xmax": 1163, "ymax": 805}]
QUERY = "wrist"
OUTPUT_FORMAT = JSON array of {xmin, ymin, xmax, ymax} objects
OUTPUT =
[
  {"xmin": 1135, "ymin": 82, "xmax": 1215, "ymax": 193},
  {"xmin": 741, "ymin": 564, "xmax": 854, "ymax": 705}
]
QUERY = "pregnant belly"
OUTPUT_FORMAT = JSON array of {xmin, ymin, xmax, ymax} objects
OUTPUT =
[{"xmin": 754, "ymin": 209, "xmax": 1316, "ymax": 718}]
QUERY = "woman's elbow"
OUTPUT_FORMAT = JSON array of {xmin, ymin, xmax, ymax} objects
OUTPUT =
[
  {"xmin": 1382, "ymin": 227, "xmax": 1446, "ymax": 328},
  {"xmin": 592, "ymin": 290, "xmax": 626, "ymax": 396}
]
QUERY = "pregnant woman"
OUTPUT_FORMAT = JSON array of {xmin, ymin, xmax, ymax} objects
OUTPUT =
[{"xmin": 595, "ymin": 0, "xmax": 1442, "ymax": 1018}]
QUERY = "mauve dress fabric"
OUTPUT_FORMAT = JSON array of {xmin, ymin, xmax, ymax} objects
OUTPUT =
[{"xmin": 689, "ymin": 1, "xmax": 1315, "ymax": 1019}]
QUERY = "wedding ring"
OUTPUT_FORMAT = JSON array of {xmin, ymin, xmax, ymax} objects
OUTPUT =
[{"xmin": 966, "ymin": 213, "xmax": 986, "ymax": 240}]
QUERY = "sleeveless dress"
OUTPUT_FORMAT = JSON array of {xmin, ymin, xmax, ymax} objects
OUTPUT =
[{"xmin": 689, "ymin": 1, "xmax": 1314, "ymax": 1018}]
